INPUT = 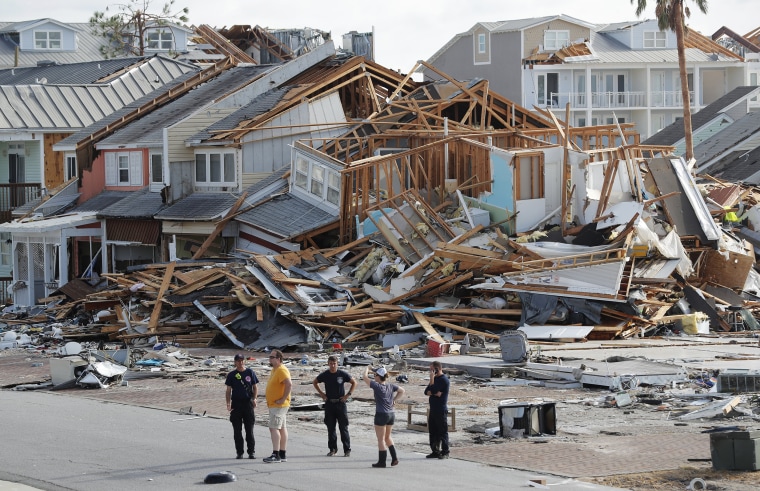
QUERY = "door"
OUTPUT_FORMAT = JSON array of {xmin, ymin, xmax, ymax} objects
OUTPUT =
[
  {"xmin": 537, "ymin": 73, "xmax": 559, "ymax": 107},
  {"xmin": 8, "ymin": 144, "xmax": 26, "ymax": 208}
]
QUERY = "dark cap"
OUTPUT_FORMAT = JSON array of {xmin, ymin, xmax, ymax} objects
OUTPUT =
[{"xmin": 234, "ymin": 353, "xmax": 245, "ymax": 361}]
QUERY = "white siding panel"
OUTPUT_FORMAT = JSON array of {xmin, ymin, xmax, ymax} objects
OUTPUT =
[
  {"xmin": 105, "ymin": 152, "xmax": 117, "ymax": 186},
  {"xmin": 129, "ymin": 151, "xmax": 142, "ymax": 185}
]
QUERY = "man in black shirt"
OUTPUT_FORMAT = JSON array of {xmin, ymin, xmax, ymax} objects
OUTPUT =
[
  {"xmin": 424, "ymin": 360, "xmax": 450, "ymax": 459},
  {"xmin": 225, "ymin": 353, "xmax": 259, "ymax": 459},
  {"xmin": 313, "ymin": 355, "xmax": 357, "ymax": 457}
]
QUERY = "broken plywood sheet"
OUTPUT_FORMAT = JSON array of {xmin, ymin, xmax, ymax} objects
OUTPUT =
[{"xmin": 702, "ymin": 249, "xmax": 754, "ymax": 290}]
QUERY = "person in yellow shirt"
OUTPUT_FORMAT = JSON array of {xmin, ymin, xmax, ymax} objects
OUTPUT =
[{"xmin": 263, "ymin": 350, "xmax": 292, "ymax": 463}]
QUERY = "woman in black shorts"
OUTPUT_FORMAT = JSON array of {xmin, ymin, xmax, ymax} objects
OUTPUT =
[{"xmin": 363, "ymin": 365, "xmax": 405, "ymax": 468}]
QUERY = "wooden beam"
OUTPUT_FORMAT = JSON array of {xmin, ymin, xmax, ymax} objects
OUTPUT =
[
  {"xmin": 148, "ymin": 261, "xmax": 175, "ymax": 332},
  {"xmin": 192, "ymin": 192, "xmax": 248, "ymax": 259}
]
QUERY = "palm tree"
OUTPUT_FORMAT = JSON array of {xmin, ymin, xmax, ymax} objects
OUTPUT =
[{"xmin": 631, "ymin": 0, "xmax": 708, "ymax": 163}]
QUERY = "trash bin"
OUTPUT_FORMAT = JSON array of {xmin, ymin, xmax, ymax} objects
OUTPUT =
[{"xmin": 499, "ymin": 330, "xmax": 528, "ymax": 363}]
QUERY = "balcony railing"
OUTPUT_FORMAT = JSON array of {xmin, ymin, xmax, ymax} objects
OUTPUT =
[
  {"xmin": 649, "ymin": 90, "xmax": 696, "ymax": 107},
  {"xmin": 547, "ymin": 90, "xmax": 695, "ymax": 109},
  {"xmin": 0, "ymin": 183, "xmax": 41, "ymax": 223}
]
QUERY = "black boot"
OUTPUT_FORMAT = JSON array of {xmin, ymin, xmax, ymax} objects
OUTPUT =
[
  {"xmin": 389, "ymin": 445, "xmax": 398, "ymax": 466},
  {"xmin": 372, "ymin": 450, "xmax": 387, "ymax": 468}
]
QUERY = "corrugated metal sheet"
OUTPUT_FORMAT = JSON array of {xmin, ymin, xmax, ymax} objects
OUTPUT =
[
  {"xmin": 155, "ymin": 192, "xmax": 239, "ymax": 220},
  {"xmin": 106, "ymin": 219, "xmax": 160, "ymax": 245},
  {"xmin": 235, "ymin": 192, "xmax": 337, "ymax": 239},
  {"xmin": 0, "ymin": 57, "xmax": 149, "ymax": 85},
  {"xmin": 0, "ymin": 56, "xmax": 199, "ymax": 131}
]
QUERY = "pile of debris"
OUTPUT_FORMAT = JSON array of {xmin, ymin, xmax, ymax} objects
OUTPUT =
[{"xmin": 2, "ymin": 155, "xmax": 760, "ymax": 356}]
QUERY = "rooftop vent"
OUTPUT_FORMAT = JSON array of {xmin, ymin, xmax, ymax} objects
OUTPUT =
[{"xmin": 36, "ymin": 60, "xmax": 58, "ymax": 67}]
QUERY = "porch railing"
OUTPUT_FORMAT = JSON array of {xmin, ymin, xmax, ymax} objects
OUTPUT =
[
  {"xmin": 0, "ymin": 183, "xmax": 41, "ymax": 223},
  {"xmin": 548, "ymin": 90, "xmax": 695, "ymax": 109}
]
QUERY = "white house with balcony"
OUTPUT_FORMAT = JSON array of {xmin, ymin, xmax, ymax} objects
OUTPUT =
[{"xmin": 422, "ymin": 15, "xmax": 755, "ymax": 139}]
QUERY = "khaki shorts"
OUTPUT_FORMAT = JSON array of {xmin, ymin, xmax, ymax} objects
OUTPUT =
[{"xmin": 268, "ymin": 407, "xmax": 289, "ymax": 429}]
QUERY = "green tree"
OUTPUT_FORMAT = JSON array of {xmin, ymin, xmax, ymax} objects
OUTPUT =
[
  {"xmin": 90, "ymin": 0, "xmax": 190, "ymax": 58},
  {"xmin": 631, "ymin": 0, "xmax": 708, "ymax": 163}
]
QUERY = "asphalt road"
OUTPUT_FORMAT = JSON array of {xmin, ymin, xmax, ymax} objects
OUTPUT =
[{"xmin": 0, "ymin": 391, "xmax": 626, "ymax": 491}]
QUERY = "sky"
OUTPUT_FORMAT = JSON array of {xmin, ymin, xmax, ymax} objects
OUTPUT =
[{"xmin": 3, "ymin": 0, "xmax": 757, "ymax": 72}]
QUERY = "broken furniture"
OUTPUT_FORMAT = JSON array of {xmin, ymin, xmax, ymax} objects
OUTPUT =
[
  {"xmin": 49, "ymin": 356, "xmax": 89, "ymax": 386},
  {"xmin": 407, "ymin": 404, "xmax": 457, "ymax": 432}
]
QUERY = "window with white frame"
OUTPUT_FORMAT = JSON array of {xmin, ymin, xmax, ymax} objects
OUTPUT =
[
  {"xmin": 0, "ymin": 233, "xmax": 11, "ymax": 268},
  {"xmin": 64, "ymin": 153, "xmax": 77, "ymax": 180},
  {"xmin": 292, "ymin": 155, "xmax": 340, "ymax": 206},
  {"xmin": 150, "ymin": 153, "xmax": 163, "ymax": 184},
  {"xmin": 105, "ymin": 151, "xmax": 143, "ymax": 186},
  {"xmin": 544, "ymin": 30, "xmax": 569, "ymax": 50},
  {"xmin": 327, "ymin": 172, "xmax": 340, "ymax": 205},
  {"xmin": 478, "ymin": 33, "xmax": 486, "ymax": 53},
  {"xmin": 295, "ymin": 157, "xmax": 309, "ymax": 190},
  {"xmin": 34, "ymin": 31, "xmax": 61, "ymax": 49},
  {"xmin": 195, "ymin": 151, "xmax": 235, "ymax": 185},
  {"xmin": 643, "ymin": 31, "xmax": 666, "ymax": 48},
  {"xmin": 145, "ymin": 29, "xmax": 174, "ymax": 50}
]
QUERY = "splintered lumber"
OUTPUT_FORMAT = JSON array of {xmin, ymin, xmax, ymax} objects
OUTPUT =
[
  {"xmin": 413, "ymin": 312, "xmax": 445, "ymax": 343},
  {"xmin": 297, "ymin": 320, "xmax": 389, "ymax": 334},
  {"xmin": 427, "ymin": 317, "xmax": 500, "ymax": 340},
  {"xmin": 171, "ymin": 269, "xmax": 225, "ymax": 296},
  {"xmin": 436, "ymin": 315, "xmax": 519, "ymax": 327},
  {"xmin": 345, "ymin": 313, "xmax": 403, "ymax": 326},
  {"xmin": 149, "ymin": 261, "xmax": 176, "ymax": 332},
  {"xmin": 419, "ymin": 271, "xmax": 473, "ymax": 299}
]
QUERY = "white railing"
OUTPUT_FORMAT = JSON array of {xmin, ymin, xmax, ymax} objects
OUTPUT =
[
  {"xmin": 545, "ymin": 90, "xmax": 695, "ymax": 109},
  {"xmin": 650, "ymin": 90, "xmax": 695, "ymax": 107}
]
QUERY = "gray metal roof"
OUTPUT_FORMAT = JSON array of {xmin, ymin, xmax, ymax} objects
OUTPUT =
[
  {"xmin": 0, "ymin": 56, "xmax": 199, "ymax": 131},
  {"xmin": 694, "ymin": 111, "xmax": 760, "ymax": 166},
  {"xmin": 155, "ymin": 192, "xmax": 239, "ymax": 220},
  {"xmin": 705, "ymin": 147, "xmax": 760, "ymax": 184},
  {"xmin": 585, "ymin": 33, "xmax": 741, "ymax": 65},
  {"xmin": 98, "ymin": 65, "xmax": 274, "ymax": 148},
  {"xmin": 643, "ymin": 86, "xmax": 760, "ymax": 146},
  {"xmin": 189, "ymin": 85, "xmax": 290, "ymax": 144},
  {"xmin": 1, "ymin": 21, "xmax": 114, "ymax": 68},
  {"xmin": 69, "ymin": 190, "xmax": 131, "ymax": 212},
  {"xmin": 98, "ymin": 187, "xmax": 168, "ymax": 219},
  {"xmin": 235, "ymin": 192, "xmax": 337, "ymax": 239},
  {"xmin": 55, "ymin": 70, "xmax": 199, "ymax": 148},
  {"xmin": 0, "ymin": 57, "xmax": 150, "ymax": 85}
]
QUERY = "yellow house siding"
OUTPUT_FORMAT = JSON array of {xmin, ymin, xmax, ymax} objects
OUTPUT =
[
  {"xmin": 523, "ymin": 20, "xmax": 591, "ymax": 57},
  {"xmin": 167, "ymin": 108, "xmax": 237, "ymax": 162}
]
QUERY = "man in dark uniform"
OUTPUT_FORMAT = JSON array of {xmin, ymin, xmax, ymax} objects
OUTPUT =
[
  {"xmin": 424, "ymin": 360, "xmax": 450, "ymax": 459},
  {"xmin": 225, "ymin": 353, "xmax": 259, "ymax": 459},
  {"xmin": 313, "ymin": 355, "xmax": 357, "ymax": 457}
]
